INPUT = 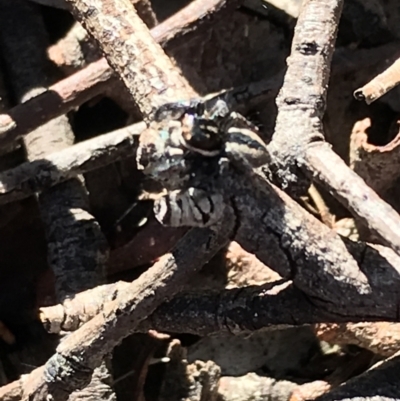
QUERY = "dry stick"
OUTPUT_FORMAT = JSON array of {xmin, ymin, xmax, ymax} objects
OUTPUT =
[
  {"xmin": 0, "ymin": 0, "xmax": 389, "ymax": 150},
  {"xmin": 306, "ymin": 145, "xmax": 400, "ymax": 254},
  {"xmin": 150, "ymin": 0, "xmax": 233, "ymax": 47},
  {"xmin": 9, "ymin": 0, "xmax": 226, "ymax": 399},
  {"xmin": 38, "ymin": 279, "xmax": 397, "ymax": 336},
  {"xmin": 64, "ymin": 0, "xmax": 197, "ymax": 120},
  {"xmin": 0, "ymin": 0, "xmax": 109, "ymax": 302},
  {"xmin": 0, "ymin": 0, "xmax": 228, "ymax": 148},
  {"xmin": 225, "ymin": 171, "xmax": 400, "ymax": 316},
  {"xmin": 0, "ymin": 1, "xmax": 115, "ymax": 400},
  {"xmin": 268, "ymin": 0, "xmax": 400, "ymax": 255},
  {"xmin": 38, "ymin": 174, "xmax": 400, "ymax": 333},
  {"xmin": 354, "ymin": 55, "xmax": 400, "ymax": 104},
  {"xmin": 0, "ymin": 58, "xmax": 113, "ymax": 148},
  {"xmin": 0, "ymin": 210, "xmax": 235, "ymax": 401},
  {"xmin": 0, "ymin": 122, "xmax": 145, "ymax": 205},
  {"xmin": 315, "ymin": 322, "xmax": 400, "ymax": 358}
]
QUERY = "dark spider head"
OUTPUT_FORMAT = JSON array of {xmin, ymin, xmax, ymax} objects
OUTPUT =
[{"xmin": 180, "ymin": 113, "xmax": 223, "ymax": 156}]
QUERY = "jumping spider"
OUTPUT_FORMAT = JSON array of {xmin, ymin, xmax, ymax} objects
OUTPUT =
[{"xmin": 136, "ymin": 96, "xmax": 270, "ymax": 227}]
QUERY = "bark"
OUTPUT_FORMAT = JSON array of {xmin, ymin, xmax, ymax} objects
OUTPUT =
[
  {"xmin": 268, "ymin": 0, "xmax": 400, "ymax": 255},
  {"xmin": 0, "ymin": 210, "xmax": 235, "ymax": 401},
  {"xmin": 64, "ymin": 0, "xmax": 196, "ymax": 121}
]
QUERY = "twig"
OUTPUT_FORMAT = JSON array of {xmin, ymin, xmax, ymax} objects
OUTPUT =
[
  {"xmin": 306, "ymin": 145, "xmax": 400, "ymax": 253},
  {"xmin": 0, "ymin": 122, "xmax": 145, "ymax": 205},
  {"xmin": 64, "ymin": 0, "xmax": 196, "ymax": 120},
  {"xmin": 151, "ymin": 0, "xmax": 236, "ymax": 47},
  {"xmin": 354, "ymin": 55, "xmax": 400, "ymax": 104},
  {"xmin": 0, "ymin": 58, "xmax": 113, "ymax": 148},
  {"xmin": 268, "ymin": 0, "xmax": 400, "ymax": 255},
  {"xmin": 315, "ymin": 322, "xmax": 400, "ymax": 358},
  {"xmin": 38, "ymin": 173, "xmax": 400, "ymax": 336},
  {"xmin": 0, "ymin": 210, "xmax": 234, "ymax": 401},
  {"xmin": 38, "ymin": 281, "xmax": 338, "ymax": 335},
  {"xmin": 47, "ymin": 22, "xmax": 101, "ymax": 74},
  {"xmin": 0, "ymin": 0, "xmax": 234, "ymax": 149},
  {"xmin": 0, "ymin": 2, "xmax": 115, "ymax": 399}
]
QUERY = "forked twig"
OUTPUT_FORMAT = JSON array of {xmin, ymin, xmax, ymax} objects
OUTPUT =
[{"xmin": 269, "ymin": 0, "xmax": 400, "ymax": 255}]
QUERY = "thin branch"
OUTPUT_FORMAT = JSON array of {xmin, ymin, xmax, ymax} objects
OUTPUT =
[
  {"xmin": 151, "ymin": 0, "xmax": 235, "ymax": 48},
  {"xmin": 268, "ymin": 0, "xmax": 400, "ymax": 255},
  {"xmin": 38, "ymin": 281, "xmax": 341, "ymax": 336},
  {"xmin": 0, "ymin": 74, "xmax": 279, "ymax": 205},
  {"xmin": 315, "ymin": 322, "xmax": 400, "ymax": 358},
  {"xmin": 0, "ymin": 0, "xmax": 231, "ymax": 149},
  {"xmin": 0, "ymin": 58, "xmax": 113, "ymax": 148},
  {"xmin": 64, "ymin": 0, "xmax": 196, "ymax": 120},
  {"xmin": 354, "ymin": 55, "xmax": 400, "ymax": 104},
  {"xmin": 0, "ymin": 210, "xmax": 234, "ymax": 401},
  {"xmin": 37, "ymin": 172, "xmax": 400, "ymax": 336},
  {"xmin": 0, "ymin": 122, "xmax": 145, "ymax": 205}
]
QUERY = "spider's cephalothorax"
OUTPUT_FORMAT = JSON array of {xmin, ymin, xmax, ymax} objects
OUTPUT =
[
  {"xmin": 137, "ymin": 96, "xmax": 270, "ymax": 228},
  {"xmin": 153, "ymin": 97, "xmax": 270, "ymax": 169},
  {"xmin": 154, "ymin": 98, "xmax": 230, "ymax": 157}
]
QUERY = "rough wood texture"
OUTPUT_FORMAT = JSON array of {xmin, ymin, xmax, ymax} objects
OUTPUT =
[
  {"xmin": 0, "ymin": 2, "xmax": 115, "ymax": 400},
  {"xmin": 0, "ymin": 210, "xmax": 235, "ymax": 401},
  {"xmin": 268, "ymin": 0, "xmax": 400, "ymax": 255},
  {"xmin": 64, "ymin": 0, "xmax": 196, "ymax": 120},
  {"xmin": 0, "ymin": 0, "xmax": 232, "ymax": 149},
  {"xmin": 0, "ymin": 122, "xmax": 145, "ymax": 205},
  {"xmin": 0, "ymin": 58, "xmax": 113, "ymax": 148}
]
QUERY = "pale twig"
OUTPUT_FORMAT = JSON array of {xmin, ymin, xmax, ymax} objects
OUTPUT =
[
  {"xmin": 268, "ymin": 0, "xmax": 400, "ymax": 255},
  {"xmin": 0, "ymin": 73, "xmax": 280, "ymax": 205},
  {"xmin": 0, "ymin": 122, "xmax": 145, "ymax": 205},
  {"xmin": 354, "ymin": 55, "xmax": 400, "ymax": 104},
  {"xmin": 0, "ymin": 58, "xmax": 113, "ymax": 148},
  {"xmin": 64, "ymin": 0, "xmax": 196, "ymax": 120}
]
